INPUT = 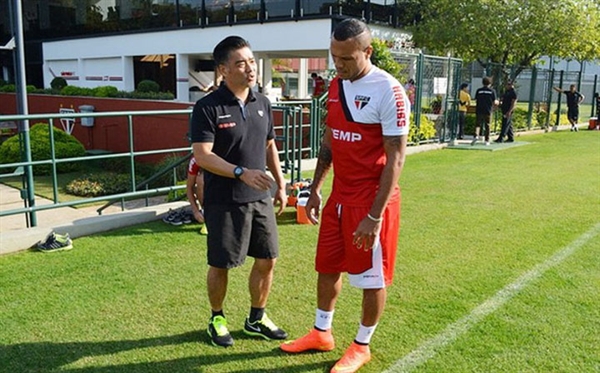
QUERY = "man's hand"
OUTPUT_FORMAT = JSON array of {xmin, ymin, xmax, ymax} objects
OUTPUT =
[
  {"xmin": 352, "ymin": 217, "xmax": 381, "ymax": 251},
  {"xmin": 273, "ymin": 187, "xmax": 287, "ymax": 215},
  {"xmin": 240, "ymin": 169, "xmax": 275, "ymax": 191},
  {"xmin": 305, "ymin": 192, "xmax": 322, "ymax": 224}
]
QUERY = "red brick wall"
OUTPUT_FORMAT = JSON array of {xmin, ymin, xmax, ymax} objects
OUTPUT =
[{"xmin": 0, "ymin": 93, "xmax": 302, "ymax": 164}]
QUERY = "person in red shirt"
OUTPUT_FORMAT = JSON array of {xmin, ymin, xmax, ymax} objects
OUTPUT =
[
  {"xmin": 186, "ymin": 156, "xmax": 207, "ymax": 233},
  {"xmin": 282, "ymin": 19, "xmax": 410, "ymax": 373},
  {"xmin": 311, "ymin": 72, "xmax": 326, "ymax": 97}
]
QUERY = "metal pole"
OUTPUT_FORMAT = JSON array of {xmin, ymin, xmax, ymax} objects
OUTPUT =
[
  {"xmin": 591, "ymin": 75, "xmax": 598, "ymax": 118},
  {"xmin": 555, "ymin": 70, "xmax": 564, "ymax": 129},
  {"xmin": 527, "ymin": 66, "xmax": 537, "ymax": 129},
  {"xmin": 10, "ymin": 0, "xmax": 37, "ymax": 226}
]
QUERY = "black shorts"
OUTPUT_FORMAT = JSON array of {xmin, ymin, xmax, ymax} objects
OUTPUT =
[
  {"xmin": 568, "ymin": 106, "xmax": 579, "ymax": 121},
  {"xmin": 205, "ymin": 198, "xmax": 279, "ymax": 269}
]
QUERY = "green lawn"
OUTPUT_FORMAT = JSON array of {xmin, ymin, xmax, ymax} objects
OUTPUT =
[{"xmin": 1, "ymin": 131, "xmax": 599, "ymax": 373}]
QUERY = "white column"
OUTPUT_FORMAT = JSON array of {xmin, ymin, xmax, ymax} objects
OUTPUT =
[
  {"xmin": 122, "ymin": 56, "xmax": 134, "ymax": 92},
  {"xmin": 176, "ymin": 53, "xmax": 190, "ymax": 102},
  {"xmin": 298, "ymin": 58, "xmax": 309, "ymax": 99},
  {"xmin": 262, "ymin": 58, "xmax": 274, "ymax": 98}
]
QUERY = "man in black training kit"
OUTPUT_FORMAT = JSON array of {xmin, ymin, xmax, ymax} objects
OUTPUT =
[
  {"xmin": 553, "ymin": 84, "xmax": 585, "ymax": 132},
  {"xmin": 472, "ymin": 76, "xmax": 498, "ymax": 146},
  {"xmin": 191, "ymin": 36, "xmax": 288, "ymax": 347},
  {"xmin": 495, "ymin": 80, "xmax": 517, "ymax": 143}
]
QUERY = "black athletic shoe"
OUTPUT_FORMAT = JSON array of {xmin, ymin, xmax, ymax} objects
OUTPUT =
[
  {"xmin": 505, "ymin": 139, "xmax": 514, "ymax": 143},
  {"xmin": 36, "ymin": 232, "xmax": 73, "ymax": 253},
  {"xmin": 244, "ymin": 314, "xmax": 288, "ymax": 340},
  {"xmin": 207, "ymin": 315, "xmax": 233, "ymax": 347},
  {"xmin": 162, "ymin": 209, "xmax": 179, "ymax": 224}
]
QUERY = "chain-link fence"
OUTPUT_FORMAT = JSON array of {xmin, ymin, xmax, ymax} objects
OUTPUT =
[
  {"xmin": 391, "ymin": 54, "xmax": 599, "ymax": 142},
  {"xmin": 392, "ymin": 52, "xmax": 463, "ymax": 144}
]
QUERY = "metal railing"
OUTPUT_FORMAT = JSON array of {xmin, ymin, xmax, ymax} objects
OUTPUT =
[{"xmin": 0, "ymin": 101, "xmax": 324, "ymax": 227}]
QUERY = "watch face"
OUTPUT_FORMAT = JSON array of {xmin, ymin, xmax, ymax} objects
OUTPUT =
[{"xmin": 234, "ymin": 166, "xmax": 243, "ymax": 178}]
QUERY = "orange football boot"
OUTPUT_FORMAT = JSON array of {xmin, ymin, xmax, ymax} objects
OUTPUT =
[
  {"xmin": 330, "ymin": 342, "xmax": 371, "ymax": 373},
  {"xmin": 280, "ymin": 328, "xmax": 335, "ymax": 353}
]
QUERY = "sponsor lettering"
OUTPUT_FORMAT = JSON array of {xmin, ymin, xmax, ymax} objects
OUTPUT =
[
  {"xmin": 332, "ymin": 129, "xmax": 362, "ymax": 142},
  {"xmin": 392, "ymin": 86, "xmax": 407, "ymax": 127},
  {"xmin": 218, "ymin": 122, "xmax": 236, "ymax": 129}
]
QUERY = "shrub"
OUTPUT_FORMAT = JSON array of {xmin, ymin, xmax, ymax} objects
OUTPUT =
[
  {"xmin": 167, "ymin": 180, "xmax": 187, "ymax": 202},
  {"xmin": 65, "ymin": 172, "xmax": 133, "ymax": 197},
  {"xmin": 154, "ymin": 153, "xmax": 189, "ymax": 186},
  {"xmin": 0, "ymin": 123, "xmax": 86, "ymax": 175},
  {"xmin": 409, "ymin": 113, "xmax": 436, "ymax": 143},
  {"xmin": 61, "ymin": 85, "xmax": 95, "ymax": 96},
  {"xmin": 137, "ymin": 80, "xmax": 160, "ymax": 93},
  {"xmin": 51, "ymin": 77, "xmax": 68, "ymax": 91},
  {"xmin": 92, "ymin": 85, "xmax": 119, "ymax": 97}
]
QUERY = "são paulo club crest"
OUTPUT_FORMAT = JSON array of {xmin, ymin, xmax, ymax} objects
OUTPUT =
[{"xmin": 354, "ymin": 95, "xmax": 370, "ymax": 110}]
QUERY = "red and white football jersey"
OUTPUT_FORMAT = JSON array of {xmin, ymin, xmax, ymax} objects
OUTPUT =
[{"xmin": 326, "ymin": 66, "xmax": 410, "ymax": 207}]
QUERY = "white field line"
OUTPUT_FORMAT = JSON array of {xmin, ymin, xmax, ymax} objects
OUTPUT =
[{"xmin": 384, "ymin": 222, "xmax": 600, "ymax": 373}]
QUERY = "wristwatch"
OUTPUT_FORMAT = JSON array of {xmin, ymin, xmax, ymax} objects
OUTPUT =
[{"xmin": 233, "ymin": 166, "xmax": 244, "ymax": 179}]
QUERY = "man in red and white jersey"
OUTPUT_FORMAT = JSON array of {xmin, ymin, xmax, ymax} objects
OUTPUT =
[{"xmin": 281, "ymin": 18, "xmax": 410, "ymax": 373}]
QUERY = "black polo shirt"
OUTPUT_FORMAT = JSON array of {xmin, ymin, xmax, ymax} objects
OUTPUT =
[
  {"xmin": 475, "ymin": 86, "xmax": 497, "ymax": 115},
  {"xmin": 190, "ymin": 84, "xmax": 275, "ymax": 205},
  {"xmin": 562, "ymin": 90, "xmax": 583, "ymax": 109},
  {"xmin": 500, "ymin": 88, "xmax": 517, "ymax": 114}
]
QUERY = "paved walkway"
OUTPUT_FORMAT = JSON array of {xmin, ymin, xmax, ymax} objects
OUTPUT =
[{"xmin": 0, "ymin": 183, "xmax": 186, "ymax": 255}]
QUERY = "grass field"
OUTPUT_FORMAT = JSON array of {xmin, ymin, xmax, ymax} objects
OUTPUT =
[{"xmin": 1, "ymin": 131, "xmax": 599, "ymax": 373}]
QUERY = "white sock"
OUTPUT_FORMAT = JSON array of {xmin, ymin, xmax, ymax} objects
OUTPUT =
[
  {"xmin": 315, "ymin": 309, "xmax": 334, "ymax": 331},
  {"xmin": 355, "ymin": 323, "xmax": 378, "ymax": 345}
]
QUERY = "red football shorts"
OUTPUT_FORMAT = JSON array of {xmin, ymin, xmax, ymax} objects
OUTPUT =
[{"xmin": 315, "ymin": 199, "xmax": 401, "ymax": 288}]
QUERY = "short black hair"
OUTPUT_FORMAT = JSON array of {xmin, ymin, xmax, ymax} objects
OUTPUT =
[
  {"xmin": 333, "ymin": 18, "xmax": 369, "ymax": 41},
  {"xmin": 460, "ymin": 83, "xmax": 469, "ymax": 90},
  {"xmin": 482, "ymin": 76, "xmax": 492, "ymax": 86},
  {"xmin": 213, "ymin": 36, "xmax": 251, "ymax": 66},
  {"xmin": 311, "ymin": 73, "xmax": 318, "ymax": 78}
]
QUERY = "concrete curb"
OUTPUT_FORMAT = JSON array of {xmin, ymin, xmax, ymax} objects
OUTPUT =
[{"xmin": 0, "ymin": 201, "xmax": 188, "ymax": 255}]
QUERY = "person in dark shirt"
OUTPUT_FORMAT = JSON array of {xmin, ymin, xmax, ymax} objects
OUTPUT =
[
  {"xmin": 495, "ymin": 80, "xmax": 518, "ymax": 143},
  {"xmin": 553, "ymin": 84, "xmax": 585, "ymax": 131},
  {"xmin": 472, "ymin": 76, "xmax": 498, "ymax": 146},
  {"xmin": 191, "ymin": 36, "xmax": 288, "ymax": 348}
]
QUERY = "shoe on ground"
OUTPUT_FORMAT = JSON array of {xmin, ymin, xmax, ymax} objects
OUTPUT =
[
  {"xmin": 494, "ymin": 138, "xmax": 503, "ymax": 143},
  {"xmin": 169, "ymin": 209, "xmax": 186, "ymax": 226},
  {"xmin": 182, "ymin": 211, "xmax": 193, "ymax": 224},
  {"xmin": 207, "ymin": 315, "xmax": 233, "ymax": 347},
  {"xmin": 485, "ymin": 141, "xmax": 490, "ymax": 146},
  {"xmin": 505, "ymin": 138, "xmax": 514, "ymax": 143},
  {"xmin": 470, "ymin": 137, "xmax": 479, "ymax": 146},
  {"xmin": 244, "ymin": 314, "xmax": 288, "ymax": 340},
  {"xmin": 162, "ymin": 209, "xmax": 179, "ymax": 224},
  {"xmin": 574, "ymin": 126, "xmax": 579, "ymax": 132},
  {"xmin": 281, "ymin": 328, "xmax": 335, "ymax": 353},
  {"xmin": 330, "ymin": 342, "xmax": 371, "ymax": 373},
  {"xmin": 36, "ymin": 232, "xmax": 73, "ymax": 253}
]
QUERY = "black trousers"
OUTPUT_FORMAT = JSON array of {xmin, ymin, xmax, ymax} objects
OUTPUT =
[{"xmin": 499, "ymin": 114, "xmax": 514, "ymax": 140}]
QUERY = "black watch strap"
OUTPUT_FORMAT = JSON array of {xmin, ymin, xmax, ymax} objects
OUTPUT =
[{"xmin": 233, "ymin": 166, "xmax": 244, "ymax": 179}]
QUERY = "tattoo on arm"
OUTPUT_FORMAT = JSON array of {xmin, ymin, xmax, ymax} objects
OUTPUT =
[
  {"xmin": 313, "ymin": 145, "xmax": 332, "ymax": 184},
  {"xmin": 383, "ymin": 135, "xmax": 402, "ymax": 148}
]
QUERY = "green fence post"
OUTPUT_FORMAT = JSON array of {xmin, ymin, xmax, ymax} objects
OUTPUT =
[
  {"xmin": 414, "ymin": 53, "xmax": 424, "ymax": 131},
  {"xmin": 555, "ymin": 70, "xmax": 564, "ymax": 129},
  {"xmin": 527, "ymin": 66, "xmax": 537, "ymax": 129},
  {"xmin": 545, "ymin": 69, "xmax": 555, "ymax": 130},
  {"xmin": 591, "ymin": 75, "xmax": 598, "ymax": 118}
]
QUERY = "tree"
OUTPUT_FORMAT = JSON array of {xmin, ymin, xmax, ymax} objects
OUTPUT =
[{"xmin": 410, "ymin": 0, "xmax": 600, "ymax": 81}]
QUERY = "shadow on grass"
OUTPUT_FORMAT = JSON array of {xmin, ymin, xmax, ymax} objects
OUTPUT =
[{"xmin": 1, "ymin": 330, "xmax": 334, "ymax": 372}]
